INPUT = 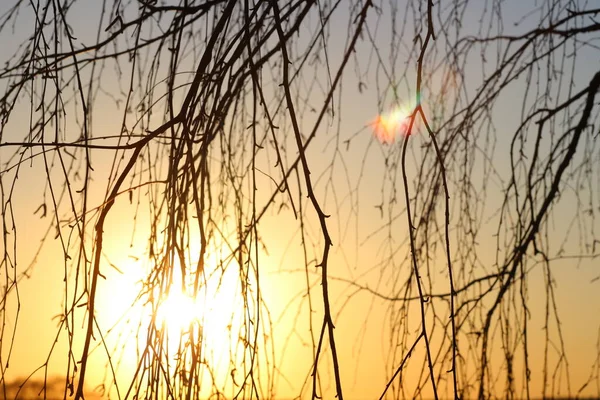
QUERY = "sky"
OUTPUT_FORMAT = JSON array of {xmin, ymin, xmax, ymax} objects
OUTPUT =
[{"xmin": 1, "ymin": 1, "xmax": 599, "ymax": 399}]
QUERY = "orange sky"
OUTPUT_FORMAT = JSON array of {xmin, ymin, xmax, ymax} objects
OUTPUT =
[{"xmin": 1, "ymin": 1, "xmax": 599, "ymax": 399}]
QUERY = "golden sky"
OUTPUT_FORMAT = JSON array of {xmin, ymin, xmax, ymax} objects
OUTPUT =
[{"xmin": 1, "ymin": 1, "xmax": 599, "ymax": 399}]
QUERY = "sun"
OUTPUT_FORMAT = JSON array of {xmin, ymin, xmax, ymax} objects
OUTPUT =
[
  {"xmin": 372, "ymin": 105, "xmax": 413, "ymax": 144},
  {"xmin": 94, "ymin": 236, "xmax": 260, "ymax": 397},
  {"xmin": 148, "ymin": 262, "xmax": 244, "ymax": 360},
  {"xmin": 155, "ymin": 288, "xmax": 203, "ymax": 334}
]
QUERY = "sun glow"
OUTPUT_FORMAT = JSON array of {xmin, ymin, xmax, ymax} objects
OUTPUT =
[
  {"xmin": 155, "ymin": 289, "xmax": 203, "ymax": 334},
  {"xmin": 150, "ymin": 264, "xmax": 244, "ymax": 358},
  {"xmin": 95, "ymin": 243, "xmax": 253, "ymax": 393},
  {"xmin": 372, "ymin": 105, "xmax": 413, "ymax": 143}
]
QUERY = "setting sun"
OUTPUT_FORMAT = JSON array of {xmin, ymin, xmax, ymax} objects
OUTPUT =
[{"xmin": 156, "ymin": 289, "xmax": 203, "ymax": 334}]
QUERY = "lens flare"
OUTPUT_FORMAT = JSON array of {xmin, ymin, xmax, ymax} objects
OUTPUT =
[{"xmin": 372, "ymin": 106, "xmax": 412, "ymax": 144}]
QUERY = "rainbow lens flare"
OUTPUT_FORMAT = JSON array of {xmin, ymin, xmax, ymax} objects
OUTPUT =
[{"xmin": 372, "ymin": 106, "xmax": 413, "ymax": 144}]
